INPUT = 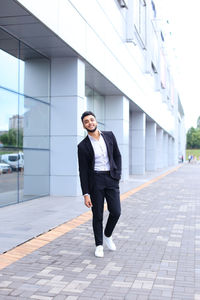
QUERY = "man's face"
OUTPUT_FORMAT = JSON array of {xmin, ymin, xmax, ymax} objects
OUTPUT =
[{"xmin": 82, "ymin": 115, "xmax": 97, "ymax": 133}]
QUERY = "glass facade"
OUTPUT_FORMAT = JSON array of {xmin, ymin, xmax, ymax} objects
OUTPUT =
[
  {"xmin": 0, "ymin": 28, "xmax": 50, "ymax": 207},
  {"xmin": 85, "ymin": 86, "xmax": 105, "ymax": 131}
]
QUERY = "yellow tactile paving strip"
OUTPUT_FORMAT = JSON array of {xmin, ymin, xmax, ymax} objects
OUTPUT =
[{"xmin": 0, "ymin": 165, "xmax": 181, "ymax": 270}]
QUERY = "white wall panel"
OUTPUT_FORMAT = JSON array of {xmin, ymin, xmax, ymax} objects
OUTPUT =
[{"xmin": 17, "ymin": 0, "xmax": 160, "ymax": 130}]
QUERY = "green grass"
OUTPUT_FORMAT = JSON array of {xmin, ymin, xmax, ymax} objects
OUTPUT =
[
  {"xmin": 186, "ymin": 149, "xmax": 200, "ymax": 160},
  {"xmin": 0, "ymin": 150, "xmax": 18, "ymax": 155}
]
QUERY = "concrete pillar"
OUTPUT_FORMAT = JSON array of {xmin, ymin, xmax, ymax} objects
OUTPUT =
[
  {"xmin": 130, "ymin": 111, "xmax": 146, "ymax": 174},
  {"xmin": 145, "ymin": 121, "xmax": 156, "ymax": 171},
  {"xmin": 23, "ymin": 58, "xmax": 50, "ymax": 197},
  {"xmin": 105, "ymin": 96, "xmax": 129, "ymax": 180},
  {"xmin": 179, "ymin": 118, "xmax": 186, "ymax": 161},
  {"xmin": 163, "ymin": 132, "xmax": 168, "ymax": 167},
  {"xmin": 156, "ymin": 127, "xmax": 164, "ymax": 169},
  {"xmin": 168, "ymin": 136, "xmax": 174, "ymax": 166},
  {"xmin": 50, "ymin": 57, "xmax": 85, "ymax": 196},
  {"xmin": 171, "ymin": 138, "xmax": 176, "ymax": 165}
]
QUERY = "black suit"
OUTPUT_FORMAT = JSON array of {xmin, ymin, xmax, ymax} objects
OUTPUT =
[{"xmin": 78, "ymin": 131, "xmax": 121, "ymax": 246}]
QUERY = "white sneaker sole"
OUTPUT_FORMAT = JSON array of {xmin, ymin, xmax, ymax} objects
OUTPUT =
[{"xmin": 104, "ymin": 237, "xmax": 116, "ymax": 251}]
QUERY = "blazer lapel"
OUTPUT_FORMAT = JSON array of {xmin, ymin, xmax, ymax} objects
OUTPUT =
[{"xmin": 84, "ymin": 136, "xmax": 95, "ymax": 168}]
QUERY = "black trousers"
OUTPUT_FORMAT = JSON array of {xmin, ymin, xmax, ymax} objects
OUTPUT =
[{"xmin": 90, "ymin": 172, "xmax": 121, "ymax": 246}]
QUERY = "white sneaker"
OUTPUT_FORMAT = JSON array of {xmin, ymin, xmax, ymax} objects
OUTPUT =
[
  {"xmin": 104, "ymin": 235, "xmax": 116, "ymax": 251},
  {"xmin": 95, "ymin": 245, "xmax": 104, "ymax": 258}
]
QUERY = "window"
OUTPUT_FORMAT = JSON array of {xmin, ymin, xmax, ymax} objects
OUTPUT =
[
  {"xmin": 126, "ymin": 0, "xmax": 146, "ymax": 48},
  {"xmin": 118, "ymin": 0, "xmax": 128, "ymax": 8},
  {"xmin": 160, "ymin": 50, "xmax": 166, "ymax": 89},
  {"xmin": 8, "ymin": 155, "xmax": 18, "ymax": 162},
  {"xmin": 0, "ymin": 28, "xmax": 50, "ymax": 207},
  {"xmin": 134, "ymin": 0, "xmax": 146, "ymax": 48},
  {"xmin": 151, "ymin": 24, "xmax": 159, "ymax": 73},
  {"xmin": 85, "ymin": 86, "xmax": 105, "ymax": 131},
  {"xmin": 169, "ymin": 81, "xmax": 175, "ymax": 108}
]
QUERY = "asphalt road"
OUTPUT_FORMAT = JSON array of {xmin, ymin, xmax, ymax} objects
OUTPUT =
[{"xmin": 0, "ymin": 172, "xmax": 23, "ymax": 193}]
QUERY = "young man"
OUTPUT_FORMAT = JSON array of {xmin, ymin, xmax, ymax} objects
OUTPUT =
[{"xmin": 77, "ymin": 111, "xmax": 122, "ymax": 257}]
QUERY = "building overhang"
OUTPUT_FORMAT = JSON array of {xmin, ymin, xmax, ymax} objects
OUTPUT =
[
  {"xmin": 0, "ymin": 0, "xmax": 76, "ymax": 58},
  {"xmin": 0, "ymin": 0, "xmax": 175, "ymax": 135},
  {"xmin": 0, "ymin": 0, "xmax": 122, "ymax": 96}
]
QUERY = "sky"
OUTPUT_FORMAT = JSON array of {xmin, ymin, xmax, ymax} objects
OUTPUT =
[
  {"xmin": 155, "ymin": 0, "xmax": 200, "ymax": 130},
  {"xmin": 0, "ymin": 51, "xmax": 24, "ymax": 131}
]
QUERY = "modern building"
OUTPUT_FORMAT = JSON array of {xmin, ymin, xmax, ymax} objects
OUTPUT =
[
  {"xmin": 9, "ymin": 114, "xmax": 24, "ymax": 130},
  {"xmin": 0, "ymin": 0, "xmax": 186, "ymax": 207}
]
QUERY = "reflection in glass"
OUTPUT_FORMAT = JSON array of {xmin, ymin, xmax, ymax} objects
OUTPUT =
[
  {"xmin": 85, "ymin": 85, "xmax": 105, "ymax": 131},
  {"xmin": 0, "ymin": 88, "xmax": 19, "ymax": 147},
  {"xmin": 19, "ymin": 149, "xmax": 49, "ymax": 202},
  {"xmin": 85, "ymin": 85, "xmax": 94, "ymax": 111},
  {"xmin": 0, "ymin": 148, "xmax": 18, "ymax": 207},
  {"xmin": 94, "ymin": 91, "xmax": 105, "ymax": 127},
  {"xmin": 0, "ymin": 27, "xmax": 50, "ymax": 207},
  {"xmin": 0, "ymin": 48, "xmax": 19, "ymax": 92},
  {"xmin": 19, "ymin": 96, "xmax": 50, "ymax": 149}
]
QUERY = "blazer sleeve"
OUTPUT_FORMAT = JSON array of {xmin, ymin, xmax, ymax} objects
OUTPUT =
[
  {"xmin": 77, "ymin": 144, "xmax": 90, "ymax": 195},
  {"xmin": 112, "ymin": 132, "xmax": 122, "ymax": 174}
]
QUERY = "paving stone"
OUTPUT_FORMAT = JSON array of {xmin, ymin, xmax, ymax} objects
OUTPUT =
[
  {"xmin": 0, "ymin": 165, "xmax": 200, "ymax": 299},
  {"xmin": 0, "ymin": 288, "xmax": 13, "ymax": 295},
  {"xmin": 0, "ymin": 280, "xmax": 12, "ymax": 288},
  {"xmin": 0, "ymin": 297, "xmax": 18, "ymax": 300},
  {"xmin": 31, "ymin": 295, "xmax": 53, "ymax": 300},
  {"xmin": 10, "ymin": 289, "xmax": 24, "ymax": 297}
]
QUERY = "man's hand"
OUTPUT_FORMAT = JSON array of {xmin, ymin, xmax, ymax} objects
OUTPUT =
[{"xmin": 84, "ymin": 194, "xmax": 92, "ymax": 208}]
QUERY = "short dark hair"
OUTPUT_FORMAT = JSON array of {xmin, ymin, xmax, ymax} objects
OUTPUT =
[{"xmin": 81, "ymin": 111, "xmax": 96, "ymax": 123}]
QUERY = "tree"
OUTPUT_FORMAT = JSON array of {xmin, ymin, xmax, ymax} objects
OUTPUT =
[
  {"xmin": 186, "ymin": 116, "xmax": 200, "ymax": 149},
  {"xmin": 186, "ymin": 127, "xmax": 200, "ymax": 149},
  {"xmin": 186, "ymin": 127, "xmax": 195, "ymax": 149},
  {"xmin": 197, "ymin": 116, "xmax": 200, "ymax": 129},
  {"xmin": 0, "ymin": 129, "xmax": 23, "ymax": 147}
]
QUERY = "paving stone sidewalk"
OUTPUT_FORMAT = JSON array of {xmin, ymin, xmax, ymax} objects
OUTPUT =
[{"xmin": 0, "ymin": 164, "xmax": 200, "ymax": 300}]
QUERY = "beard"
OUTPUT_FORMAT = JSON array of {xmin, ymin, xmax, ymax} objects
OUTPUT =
[{"xmin": 86, "ymin": 126, "xmax": 97, "ymax": 133}]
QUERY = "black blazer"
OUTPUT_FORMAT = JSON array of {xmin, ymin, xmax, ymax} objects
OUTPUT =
[{"xmin": 78, "ymin": 131, "xmax": 122, "ymax": 195}]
